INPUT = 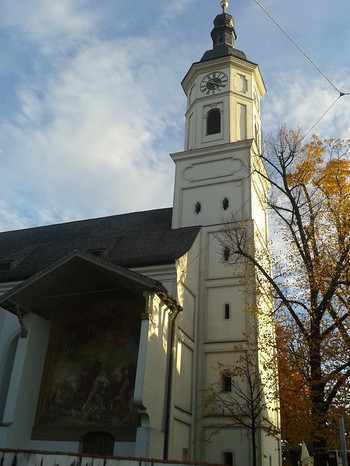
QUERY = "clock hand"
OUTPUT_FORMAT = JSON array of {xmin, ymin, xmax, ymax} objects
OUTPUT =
[{"xmin": 208, "ymin": 79, "xmax": 221, "ymax": 88}]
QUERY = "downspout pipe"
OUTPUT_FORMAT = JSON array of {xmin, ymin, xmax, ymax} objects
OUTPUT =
[{"xmin": 163, "ymin": 303, "xmax": 182, "ymax": 459}]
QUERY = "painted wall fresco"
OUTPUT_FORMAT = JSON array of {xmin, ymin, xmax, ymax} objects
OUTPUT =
[{"xmin": 34, "ymin": 297, "xmax": 142, "ymax": 441}]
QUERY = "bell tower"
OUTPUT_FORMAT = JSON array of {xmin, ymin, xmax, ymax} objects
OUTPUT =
[
  {"xmin": 170, "ymin": 3, "xmax": 280, "ymax": 466},
  {"xmin": 171, "ymin": 1, "xmax": 266, "ymax": 230},
  {"xmin": 181, "ymin": 0, "xmax": 265, "ymax": 154}
]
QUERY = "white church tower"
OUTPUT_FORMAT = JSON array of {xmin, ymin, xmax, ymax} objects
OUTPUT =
[
  {"xmin": 172, "ymin": 0, "xmax": 265, "ymax": 230},
  {"xmin": 171, "ymin": 2, "xmax": 280, "ymax": 465}
]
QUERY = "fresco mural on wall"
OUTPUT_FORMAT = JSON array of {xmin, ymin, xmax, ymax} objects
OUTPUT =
[{"xmin": 34, "ymin": 297, "xmax": 141, "ymax": 440}]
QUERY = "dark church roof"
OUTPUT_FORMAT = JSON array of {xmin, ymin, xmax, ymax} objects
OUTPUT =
[
  {"xmin": 200, "ymin": 44, "xmax": 247, "ymax": 63},
  {"xmin": 0, "ymin": 208, "xmax": 201, "ymax": 283}
]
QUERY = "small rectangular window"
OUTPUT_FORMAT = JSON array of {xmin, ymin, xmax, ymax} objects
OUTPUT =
[
  {"xmin": 224, "ymin": 304, "xmax": 230, "ymax": 320},
  {"xmin": 87, "ymin": 249, "xmax": 104, "ymax": 258},
  {"xmin": 223, "ymin": 375, "xmax": 232, "ymax": 392},
  {"xmin": 0, "ymin": 260, "xmax": 12, "ymax": 271},
  {"xmin": 223, "ymin": 247, "xmax": 230, "ymax": 261}
]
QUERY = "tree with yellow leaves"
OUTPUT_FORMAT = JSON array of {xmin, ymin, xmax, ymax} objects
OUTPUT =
[
  {"xmin": 276, "ymin": 324, "xmax": 311, "ymax": 465},
  {"xmin": 219, "ymin": 126, "xmax": 350, "ymax": 466}
]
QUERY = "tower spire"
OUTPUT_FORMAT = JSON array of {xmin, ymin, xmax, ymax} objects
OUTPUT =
[
  {"xmin": 211, "ymin": 2, "xmax": 236, "ymax": 49},
  {"xmin": 200, "ymin": 0, "xmax": 246, "ymax": 62}
]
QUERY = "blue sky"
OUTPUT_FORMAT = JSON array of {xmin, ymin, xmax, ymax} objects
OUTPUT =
[{"xmin": 1, "ymin": 0, "xmax": 350, "ymax": 231}]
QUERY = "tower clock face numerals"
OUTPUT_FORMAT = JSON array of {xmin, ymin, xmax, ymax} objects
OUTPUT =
[{"xmin": 200, "ymin": 71, "xmax": 228, "ymax": 95}]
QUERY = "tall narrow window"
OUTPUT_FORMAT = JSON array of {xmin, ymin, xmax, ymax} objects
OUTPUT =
[
  {"xmin": 222, "ymin": 197, "xmax": 229, "ymax": 210},
  {"xmin": 207, "ymin": 108, "xmax": 221, "ymax": 135},
  {"xmin": 195, "ymin": 202, "xmax": 201, "ymax": 214},
  {"xmin": 224, "ymin": 303, "xmax": 230, "ymax": 320}
]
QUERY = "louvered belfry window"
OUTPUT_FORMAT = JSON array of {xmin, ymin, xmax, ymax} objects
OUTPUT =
[{"xmin": 206, "ymin": 108, "xmax": 221, "ymax": 135}]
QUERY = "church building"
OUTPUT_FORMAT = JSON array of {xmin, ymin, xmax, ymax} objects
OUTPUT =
[{"xmin": 0, "ymin": 2, "xmax": 280, "ymax": 465}]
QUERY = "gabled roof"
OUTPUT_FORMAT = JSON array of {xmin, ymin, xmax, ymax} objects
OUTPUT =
[
  {"xmin": 0, "ymin": 208, "xmax": 201, "ymax": 283},
  {"xmin": 0, "ymin": 251, "xmax": 181, "ymax": 320}
]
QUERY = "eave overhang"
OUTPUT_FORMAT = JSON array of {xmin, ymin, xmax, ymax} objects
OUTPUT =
[{"xmin": 0, "ymin": 252, "xmax": 181, "ymax": 320}]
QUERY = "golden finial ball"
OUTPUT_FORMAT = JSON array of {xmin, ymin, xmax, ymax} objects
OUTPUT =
[{"xmin": 220, "ymin": 0, "xmax": 228, "ymax": 11}]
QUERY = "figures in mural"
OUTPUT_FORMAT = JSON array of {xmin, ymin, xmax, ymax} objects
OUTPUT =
[
  {"xmin": 46, "ymin": 362, "xmax": 137, "ymax": 423},
  {"xmin": 80, "ymin": 370, "xmax": 111, "ymax": 418},
  {"xmin": 110, "ymin": 364, "xmax": 136, "ymax": 421},
  {"xmin": 42, "ymin": 299, "xmax": 140, "ymax": 433}
]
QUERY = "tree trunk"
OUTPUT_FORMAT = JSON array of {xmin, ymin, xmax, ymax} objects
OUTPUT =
[
  {"xmin": 309, "ymin": 330, "xmax": 328, "ymax": 466},
  {"xmin": 251, "ymin": 418, "xmax": 257, "ymax": 466}
]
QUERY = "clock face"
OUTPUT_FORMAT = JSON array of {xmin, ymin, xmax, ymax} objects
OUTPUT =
[{"xmin": 200, "ymin": 71, "xmax": 228, "ymax": 95}]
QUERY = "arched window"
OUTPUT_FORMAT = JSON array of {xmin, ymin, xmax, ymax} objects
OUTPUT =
[
  {"xmin": 207, "ymin": 108, "xmax": 221, "ymax": 135},
  {"xmin": 81, "ymin": 431, "xmax": 115, "ymax": 456},
  {"xmin": 223, "ymin": 451, "xmax": 234, "ymax": 465},
  {"xmin": 195, "ymin": 202, "xmax": 201, "ymax": 214}
]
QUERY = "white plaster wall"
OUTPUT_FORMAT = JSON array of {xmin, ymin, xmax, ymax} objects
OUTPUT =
[
  {"xmin": 205, "ymin": 283, "xmax": 246, "ymax": 342},
  {"xmin": 251, "ymin": 160, "xmax": 269, "ymax": 246},
  {"xmin": 135, "ymin": 295, "xmax": 172, "ymax": 458},
  {"xmin": 261, "ymin": 431, "xmax": 282, "ymax": 466},
  {"xmin": 177, "ymin": 286, "xmax": 195, "ymax": 340},
  {"xmin": 174, "ymin": 337, "xmax": 193, "ymax": 413},
  {"xmin": 4, "ymin": 313, "xmax": 50, "ymax": 448},
  {"xmin": 181, "ymin": 180, "xmax": 243, "ymax": 227},
  {"xmin": 0, "ymin": 309, "xmax": 21, "ymax": 423},
  {"xmin": 167, "ymin": 241, "xmax": 200, "ymax": 461},
  {"xmin": 171, "ymin": 142, "xmax": 254, "ymax": 230},
  {"xmin": 204, "ymin": 350, "xmax": 246, "ymax": 387},
  {"xmin": 205, "ymin": 232, "xmax": 239, "ymax": 280},
  {"xmin": 202, "ymin": 425, "xmax": 251, "ymax": 465},
  {"xmin": 0, "ymin": 309, "xmax": 19, "ymax": 343},
  {"xmin": 170, "ymin": 419, "xmax": 191, "ymax": 460}
]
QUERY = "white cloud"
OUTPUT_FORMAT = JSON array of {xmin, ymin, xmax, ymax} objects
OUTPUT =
[
  {"xmin": 262, "ymin": 70, "xmax": 350, "ymax": 140},
  {"xmin": 0, "ymin": 2, "xmax": 191, "ymax": 229},
  {"xmin": 0, "ymin": 33, "xmax": 180, "ymax": 228},
  {"xmin": 1, "ymin": 0, "xmax": 96, "ymax": 46}
]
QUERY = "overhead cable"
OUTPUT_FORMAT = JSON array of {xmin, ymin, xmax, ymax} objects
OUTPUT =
[
  {"xmin": 254, "ymin": 0, "xmax": 348, "ymax": 98},
  {"xmin": 303, "ymin": 96, "xmax": 342, "ymax": 139}
]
